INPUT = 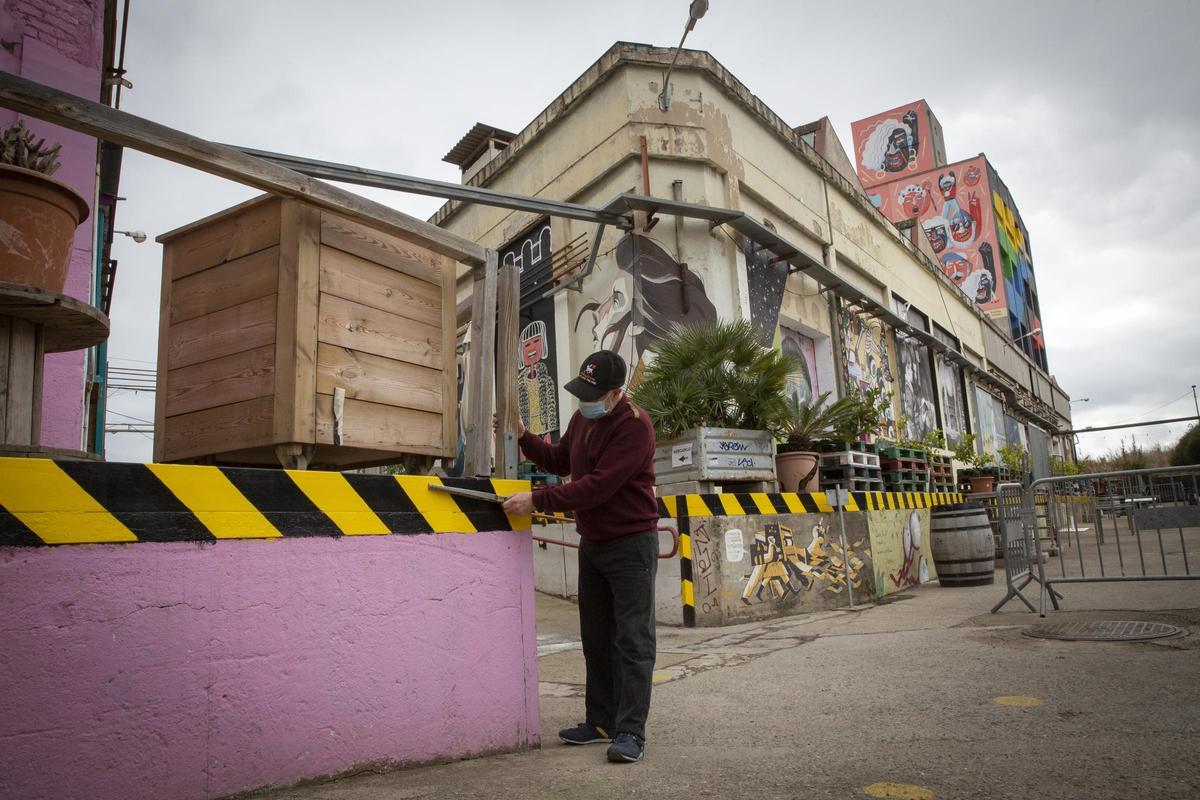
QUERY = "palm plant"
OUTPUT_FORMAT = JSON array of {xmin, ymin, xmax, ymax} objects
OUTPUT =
[
  {"xmin": 779, "ymin": 391, "xmax": 857, "ymax": 452},
  {"xmin": 630, "ymin": 319, "xmax": 799, "ymax": 440}
]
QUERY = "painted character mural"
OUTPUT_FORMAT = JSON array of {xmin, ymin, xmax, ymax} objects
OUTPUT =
[
  {"xmin": 742, "ymin": 520, "xmax": 869, "ymax": 604},
  {"xmin": 575, "ymin": 234, "xmax": 716, "ymax": 380},
  {"xmin": 516, "ymin": 320, "xmax": 558, "ymax": 437},
  {"xmin": 840, "ymin": 306, "xmax": 897, "ymax": 440},
  {"xmin": 859, "ymin": 109, "xmax": 921, "ymax": 178},
  {"xmin": 897, "ymin": 181, "xmax": 933, "ymax": 217},
  {"xmin": 889, "ymin": 511, "xmax": 931, "ymax": 589}
]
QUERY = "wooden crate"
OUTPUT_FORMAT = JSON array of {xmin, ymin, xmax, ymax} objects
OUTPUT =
[{"xmin": 154, "ymin": 195, "xmax": 456, "ymax": 469}]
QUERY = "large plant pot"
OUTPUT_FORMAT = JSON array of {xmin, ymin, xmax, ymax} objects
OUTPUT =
[
  {"xmin": 653, "ymin": 427, "xmax": 777, "ymax": 487},
  {"xmin": 967, "ymin": 474, "xmax": 996, "ymax": 493},
  {"xmin": 776, "ymin": 450, "xmax": 820, "ymax": 492},
  {"xmin": 0, "ymin": 164, "xmax": 90, "ymax": 293}
]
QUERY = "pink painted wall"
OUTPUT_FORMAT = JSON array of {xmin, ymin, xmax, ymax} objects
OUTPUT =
[
  {"xmin": 0, "ymin": 532, "xmax": 540, "ymax": 800},
  {"xmin": 1, "ymin": 1, "xmax": 105, "ymax": 450}
]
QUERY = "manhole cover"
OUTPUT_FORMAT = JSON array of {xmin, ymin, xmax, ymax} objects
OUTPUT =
[{"xmin": 1022, "ymin": 621, "xmax": 1183, "ymax": 642}]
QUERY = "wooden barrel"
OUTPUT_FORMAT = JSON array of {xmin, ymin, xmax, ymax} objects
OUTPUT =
[{"xmin": 930, "ymin": 502, "xmax": 996, "ymax": 587}]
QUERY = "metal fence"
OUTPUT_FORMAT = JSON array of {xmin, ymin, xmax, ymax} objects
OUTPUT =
[{"xmin": 993, "ymin": 465, "xmax": 1200, "ymax": 616}]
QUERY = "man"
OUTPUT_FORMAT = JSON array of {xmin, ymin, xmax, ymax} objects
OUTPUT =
[{"xmin": 501, "ymin": 350, "xmax": 658, "ymax": 763}]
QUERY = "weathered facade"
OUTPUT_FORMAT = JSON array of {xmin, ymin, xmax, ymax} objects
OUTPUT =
[{"xmin": 434, "ymin": 43, "xmax": 1071, "ymax": 467}]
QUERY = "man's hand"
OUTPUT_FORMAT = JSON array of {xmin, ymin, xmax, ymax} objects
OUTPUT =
[
  {"xmin": 493, "ymin": 414, "xmax": 527, "ymax": 437},
  {"xmin": 502, "ymin": 491, "xmax": 535, "ymax": 516}
]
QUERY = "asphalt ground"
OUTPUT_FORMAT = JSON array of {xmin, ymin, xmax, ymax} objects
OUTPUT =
[{"xmin": 253, "ymin": 553, "xmax": 1200, "ymax": 800}]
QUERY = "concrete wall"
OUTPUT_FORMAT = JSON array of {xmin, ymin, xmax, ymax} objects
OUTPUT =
[
  {"xmin": 0, "ymin": 533, "xmax": 539, "ymax": 800},
  {"xmin": 1, "ymin": 0, "xmax": 104, "ymax": 450}
]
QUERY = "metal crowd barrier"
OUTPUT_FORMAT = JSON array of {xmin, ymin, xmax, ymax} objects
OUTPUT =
[{"xmin": 993, "ymin": 465, "xmax": 1200, "ymax": 616}]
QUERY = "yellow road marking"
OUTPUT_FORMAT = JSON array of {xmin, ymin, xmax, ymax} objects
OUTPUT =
[
  {"xmin": 147, "ymin": 464, "xmax": 280, "ymax": 539},
  {"xmin": 287, "ymin": 471, "xmax": 389, "ymax": 535},
  {"xmin": 864, "ymin": 782, "xmax": 933, "ymax": 799},
  {"xmin": 995, "ymin": 695, "xmax": 1043, "ymax": 707}
]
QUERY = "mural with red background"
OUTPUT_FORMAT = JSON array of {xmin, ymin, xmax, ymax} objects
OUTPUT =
[
  {"xmin": 872, "ymin": 156, "xmax": 1007, "ymax": 316},
  {"xmin": 850, "ymin": 100, "xmax": 941, "ymax": 190}
]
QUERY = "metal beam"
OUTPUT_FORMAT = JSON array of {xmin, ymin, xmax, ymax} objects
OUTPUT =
[
  {"xmin": 1060, "ymin": 416, "xmax": 1200, "ymax": 436},
  {"xmin": 236, "ymin": 146, "xmax": 632, "ymax": 228}
]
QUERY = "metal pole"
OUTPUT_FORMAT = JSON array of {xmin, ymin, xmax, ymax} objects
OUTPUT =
[{"xmin": 835, "ymin": 484, "xmax": 854, "ymax": 609}]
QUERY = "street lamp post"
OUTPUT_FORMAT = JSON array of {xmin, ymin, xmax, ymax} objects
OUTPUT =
[{"xmin": 659, "ymin": 0, "xmax": 709, "ymax": 111}]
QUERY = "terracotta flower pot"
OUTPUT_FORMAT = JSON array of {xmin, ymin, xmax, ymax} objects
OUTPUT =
[
  {"xmin": 0, "ymin": 164, "xmax": 90, "ymax": 293},
  {"xmin": 777, "ymin": 450, "xmax": 820, "ymax": 493}
]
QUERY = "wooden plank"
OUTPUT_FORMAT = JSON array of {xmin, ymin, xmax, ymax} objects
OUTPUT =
[
  {"xmin": 463, "ymin": 250, "xmax": 498, "ymax": 475},
  {"xmin": 0, "ymin": 282, "xmax": 109, "ymax": 353},
  {"xmin": 318, "ymin": 244, "xmax": 441, "ymax": 326},
  {"xmin": 495, "ymin": 259, "xmax": 520, "ymax": 479},
  {"xmin": 4, "ymin": 318, "xmax": 41, "ymax": 446},
  {"xmin": 315, "ymin": 342, "xmax": 441, "ymax": 413},
  {"xmin": 162, "ymin": 196, "xmax": 281, "ymax": 279},
  {"xmin": 166, "ymin": 294, "xmax": 276, "ymax": 369},
  {"xmin": 154, "ymin": 248, "xmax": 173, "ymax": 461},
  {"xmin": 320, "ymin": 213, "xmax": 445, "ymax": 286},
  {"xmin": 169, "ymin": 246, "xmax": 279, "ymax": 324},
  {"xmin": 314, "ymin": 393, "xmax": 443, "ymax": 454},
  {"xmin": 30, "ymin": 325, "xmax": 43, "ymax": 446},
  {"xmin": 0, "ymin": 72, "xmax": 486, "ymax": 267},
  {"xmin": 441, "ymin": 254, "xmax": 457, "ymax": 456},
  {"xmin": 273, "ymin": 199, "xmax": 321, "ymax": 448},
  {"xmin": 0, "ymin": 316, "xmax": 9, "ymax": 442},
  {"xmin": 165, "ymin": 344, "xmax": 275, "ymax": 417},
  {"xmin": 317, "ymin": 293, "xmax": 442, "ymax": 369},
  {"xmin": 161, "ymin": 395, "xmax": 274, "ymax": 462}
]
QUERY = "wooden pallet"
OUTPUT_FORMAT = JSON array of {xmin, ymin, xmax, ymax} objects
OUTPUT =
[
  {"xmin": 930, "ymin": 483, "xmax": 957, "ymax": 494},
  {"xmin": 821, "ymin": 464, "xmax": 883, "ymax": 481},
  {"xmin": 820, "ymin": 450, "xmax": 881, "ymax": 469},
  {"xmin": 882, "ymin": 457, "xmax": 927, "ymax": 471},
  {"xmin": 887, "ymin": 480, "xmax": 929, "ymax": 492},
  {"xmin": 816, "ymin": 440, "xmax": 878, "ymax": 455},
  {"xmin": 883, "ymin": 469, "xmax": 929, "ymax": 482},
  {"xmin": 878, "ymin": 446, "xmax": 925, "ymax": 461}
]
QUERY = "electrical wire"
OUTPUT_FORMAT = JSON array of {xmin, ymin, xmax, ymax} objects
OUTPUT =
[{"xmin": 1108, "ymin": 389, "xmax": 1195, "ymax": 426}]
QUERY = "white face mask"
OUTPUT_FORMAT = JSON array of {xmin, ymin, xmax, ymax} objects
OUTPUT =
[{"xmin": 579, "ymin": 399, "xmax": 609, "ymax": 419}]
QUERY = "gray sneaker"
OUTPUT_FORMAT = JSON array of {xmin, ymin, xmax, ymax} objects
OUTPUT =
[
  {"xmin": 558, "ymin": 722, "xmax": 611, "ymax": 745},
  {"xmin": 607, "ymin": 732, "xmax": 645, "ymax": 762}
]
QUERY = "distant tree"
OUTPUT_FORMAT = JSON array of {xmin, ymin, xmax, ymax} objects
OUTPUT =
[{"xmin": 1171, "ymin": 424, "xmax": 1200, "ymax": 467}]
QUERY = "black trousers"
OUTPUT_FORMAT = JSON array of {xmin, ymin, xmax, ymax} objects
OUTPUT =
[{"xmin": 577, "ymin": 530, "xmax": 658, "ymax": 740}]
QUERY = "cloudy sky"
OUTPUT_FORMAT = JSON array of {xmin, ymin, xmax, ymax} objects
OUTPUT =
[{"xmin": 103, "ymin": 0, "xmax": 1200, "ymax": 461}]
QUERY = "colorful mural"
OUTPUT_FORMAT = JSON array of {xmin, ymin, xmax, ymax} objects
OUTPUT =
[
  {"xmin": 989, "ymin": 163, "xmax": 1047, "ymax": 369},
  {"xmin": 780, "ymin": 327, "xmax": 819, "ymax": 407},
  {"xmin": 839, "ymin": 304, "xmax": 898, "ymax": 440},
  {"xmin": 850, "ymin": 99, "xmax": 946, "ymax": 191},
  {"xmin": 516, "ymin": 318, "xmax": 558, "ymax": 438},
  {"xmin": 501, "ymin": 223, "xmax": 561, "ymax": 442},
  {"xmin": 868, "ymin": 510, "xmax": 937, "ymax": 597},
  {"xmin": 574, "ymin": 234, "xmax": 716, "ymax": 382},
  {"xmin": 870, "ymin": 156, "xmax": 1008, "ymax": 317},
  {"xmin": 741, "ymin": 520, "xmax": 870, "ymax": 604},
  {"xmin": 892, "ymin": 301, "xmax": 938, "ymax": 441}
]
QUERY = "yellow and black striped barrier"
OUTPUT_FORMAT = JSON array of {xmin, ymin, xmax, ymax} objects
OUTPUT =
[{"xmin": 0, "ymin": 458, "xmax": 530, "ymax": 546}]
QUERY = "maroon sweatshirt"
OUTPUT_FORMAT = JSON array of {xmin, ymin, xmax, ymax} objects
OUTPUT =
[{"xmin": 519, "ymin": 395, "xmax": 658, "ymax": 541}]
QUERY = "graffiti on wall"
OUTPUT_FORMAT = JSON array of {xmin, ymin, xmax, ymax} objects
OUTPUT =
[
  {"xmin": 892, "ymin": 301, "xmax": 937, "ymax": 440},
  {"xmin": 870, "ymin": 156, "xmax": 1008, "ymax": 316},
  {"xmin": 743, "ymin": 233, "xmax": 789, "ymax": 345},
  {"xmin": 840, "ymin": 305, "xmax": 897, "ymax": 440},
  {"xmin": 869, "ymin": 510, "xmax": 936, "ymax": 597},
  {"xmin": 938, "ymin": 357, "xmax": 968, "ymax": 448},
  {"xmin": 780, "ymin": 327, "xmax": 819, "ymax": 407},
  {"xmin": 692, "ymin": 519, "xmax": 726, "ymax": 617},
  {"xmin": 741, "ymin": 520, "xmax": 869, "ymax": 604},
  {"xmin": 574, "ymin": 234, "xmax": 716, "ymax": 381},
  {"xmin": 517, "ymin": 319, "xmax": 558, "ymax": 438},
  {"xmin": 851, "ymin": 100, "xmax": 945, "ymax": 191}
]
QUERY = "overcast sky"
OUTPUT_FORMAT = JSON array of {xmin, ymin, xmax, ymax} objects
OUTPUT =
[{"xmin": 103, "ymin": 0, "xmax": 1200, "ymax": 461}]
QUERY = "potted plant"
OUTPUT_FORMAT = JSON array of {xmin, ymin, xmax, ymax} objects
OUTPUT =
[
  {"xmin": 630, "ymin": 319, "xmax": 797, "ymax": 489},
  {"xmin": 777, "ymin": 391, "xmax": 855, "ymax": 492},
  {"xmin": 0, "ymin": 121, "xmax": 89, "ymax": 293},
  {"xmin": 826, "ymin": 386, "xmax": 890, "ymax": 447},
  {"xmin": 998, "ymin": 443, "xmax": 1031, "ymax": 483},
  {"xmin": 953, "ymin": 433, "xmax": 996, "ymax": 493}
]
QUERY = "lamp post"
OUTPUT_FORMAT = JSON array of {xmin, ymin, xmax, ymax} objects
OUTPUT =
[
  {"xmin": 1011, "ymin": 326, "xmax": 1041, "ymax": 345},
  {"xmin": 659, "ymin": 0, "xmax": 709, "ymax": 111},
  {"xmin": 1192, "ymin": 384, "xmax": 1198, "ymax": 421},
  {"xmin": 115, "ymin": 229, "xmax": 147, "ymax": 243}
]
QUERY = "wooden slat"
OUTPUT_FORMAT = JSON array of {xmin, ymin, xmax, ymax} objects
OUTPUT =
[
  {"xmin": 164, "ymin": 196, "xmax": 281, "ymax": 279},
  {"xmin": 164, "ymin": 344, "xmax": 275, "ymax": 417},
  {"xmin": 318, "ymin": 244, "xmax": 441, "ymax": 326},
  {"xmin": 4, "ymin": 318, "xmax": 38, "ymax": 445},
  {"xmin": 495, "ymin": 260, "xmax": 520, "ymax": 479},
  {"xmin": 320, "ymin": 213, "xmax": 445, "ymax": 286},
  {"xmin": 315, "ymin": 342, "xmax": 441, "ymax": 413},
  {"xmin": 161, "ymin": 395, "xmax": 274, "ymax": 462},
  {"xmin": 29, "ymin": 324, "xmax": 43, "ymax": 445},
  {"xmin": 0, "ymin": 316, "xmax": 9, "ymax": 442},
  {"xmin": 274, "ymin": 199, "xmax": 321, "ymax": 447},
  {"xmin": 463, "ymin": 251, "xmax": 498, "ymax": 475},
  {"xmin": 0, "ymin": 282, "xmax": 109, "ymax": 353},
  {"xmin": 169, "ymin": 246, "xmax": 279, "ymax": 324},
  {"xmin": 166, "ymin": 294, "xmax": 277, "ymax": 370},
  {"xmin": 441, "ymin": 253, "xmax": 457, "ymax": 456},
  {"xmin": 154, "ymin": 248, "xmax": 173, "ymax": 461},
  {"xmin": 0, "ymin": 71, "xmax": 487, "ymax": 266},
  {"xmin": 317, "ymin": 293, "xmax": 441, "ymax": 369},
  {"xmin": 314, "ymin": 393, "xmax": 443, "ymax": 454}
]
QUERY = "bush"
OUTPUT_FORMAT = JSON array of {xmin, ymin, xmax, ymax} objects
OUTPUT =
[{"xmin": 1171, "ymin": 424, "xmax": 1200, "ymax": 466}]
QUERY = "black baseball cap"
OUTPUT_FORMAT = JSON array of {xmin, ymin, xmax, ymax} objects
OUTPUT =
[{"xmin": 564, "ymin": 350, "xmax": 627, "ymax": 401}]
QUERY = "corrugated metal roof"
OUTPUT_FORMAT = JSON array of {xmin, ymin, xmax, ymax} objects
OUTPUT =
[{"xmin": 442, "ymin": 122, "xmax": 516, "ymax": 167}]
